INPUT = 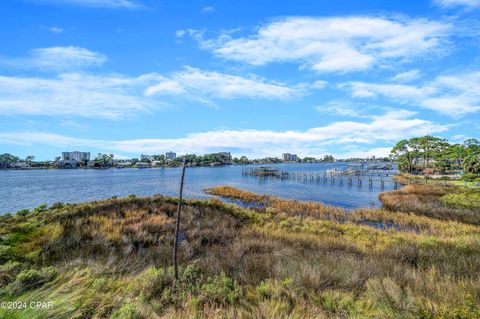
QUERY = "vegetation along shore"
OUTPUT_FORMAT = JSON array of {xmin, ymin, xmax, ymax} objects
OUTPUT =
[{"xmin": 1, "ymin": 183, "xmax": 480, "ymax": 318}]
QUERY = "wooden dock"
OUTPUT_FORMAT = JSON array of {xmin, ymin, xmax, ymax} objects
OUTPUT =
[{"xmin": 242, "ymin": 167, "xmax": 399, "ymax": 189}]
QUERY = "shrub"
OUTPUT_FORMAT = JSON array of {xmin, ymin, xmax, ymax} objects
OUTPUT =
[
  {"xmin": 462, "ymin": 173, "xmax": 480, "ymax": 182},
  {"xmin": 256, "ymin": 278, "xmax": 293, "ymax": 301},
  {"xmin": 16, "ymin": 209, "xmax": 29, "ymax": 216},
  {"xmin": 441, "ymin": 190, "xmax": 480, "ymax": 210},
  {"xmin": 13, "ymin": 266, "xmax": 57, "ymax": 294},
  {"xmin": 200, "ymin": 272, "xmax": 242, "ymax": 306},
  {"xmin": 321, "ymin": 290, "xmax": 355, "ymax": 315},
  {"xmin": 51, "ymin": 202, "xmax": 64, "ymax": 209},
  {"xmin": 33, "ymin": 203, "xmax": 48, "ymax": 213},
  {"xmin": 111, "ymin": 301, "xmax": 139, "ymax": 319},
  {"xmin": 0, "ymin": 261, "xmax": 20, "ymax": 286},
  {"xmin": 0, "ymin": 245, "xmax": 10, "ymax": 263}
]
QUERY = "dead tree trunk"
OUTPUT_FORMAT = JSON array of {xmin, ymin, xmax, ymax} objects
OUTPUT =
[{"xmin": 173, "ymin": 158, "xmax": 187, "ymax": 281}]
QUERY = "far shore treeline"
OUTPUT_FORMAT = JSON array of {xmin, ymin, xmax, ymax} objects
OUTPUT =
[
  {"xmin": 1, "ymin": 136, "xmax": 479, "ymax": 175},
  {"xmin": 0, "ymin": 152, "xmax": 386, "ymax": 170}
]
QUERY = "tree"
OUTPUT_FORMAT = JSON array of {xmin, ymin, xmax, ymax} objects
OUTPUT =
[
  {"xmin": 464, "ymin": 139, "xmax": 480, "ymax": 156},
  {"xmin": 95, "ymin": 153, "xmax": 114, "ymax": 167},
  {"xmin": 0, "ymin": 153, "xmax": 19, "ymax": 168},
  {"xmin": 445, "ymin": 143, "xmax": 466, "ymax": 168},
  {"xmin": 239, "ymin": 156, "xmax": 249, "ymax": 164},
  {"xmin": 463, "ymin": 155, "xmax": 480, "ymax": 175},
  {"xmin": 419, "ymin": 136, "xmax": 447, "ymax": 168},
  {"xmin": 390, "ymin": 140, "xmax": 415, "ymax": 173}
]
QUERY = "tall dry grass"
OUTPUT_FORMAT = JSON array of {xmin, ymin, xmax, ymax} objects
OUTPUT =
[{"xmin": 0, "ymin": 186, "xmax": 479, "ymax": 318}]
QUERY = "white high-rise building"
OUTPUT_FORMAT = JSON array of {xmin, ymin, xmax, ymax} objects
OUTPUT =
[
  {"xmin": 62, "ymin": 151, "xmax": 90, "ymax": 161},
  {"xmin": 165, "ymin": 151, "xmax": 176, "ymax": 160},
  {"xmin": 282, "ymin": 153, "xmax": 298, "ymax": 161},
  {"xmin": 282, "ymin": 153, "xmax": 291, "ymax": 161}
]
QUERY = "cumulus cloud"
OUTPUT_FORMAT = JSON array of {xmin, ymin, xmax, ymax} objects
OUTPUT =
[
  {"xmin": 193, "ymin": 16, "xmax": 452, "ymax": 73},
  {"xmin": 1, "ymin": 46, "xmax": 107, "ymax": 71},
  {"xmin": 342, "ymin": 71, "xmax": 480, "ymax": 116},
  {"xmin": 0, "ymin": 110, "xmax": 447, "ymax": 158}
]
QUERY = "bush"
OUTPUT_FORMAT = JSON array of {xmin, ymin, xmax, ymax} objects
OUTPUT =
[
  {"xmin": 441, "ymin": 190, "xmax": 480, "ymax": 210},
  {"xmin": 12, "ymin": 266, "xmax": 57, "ymax": 294},
  {"xmin": 33, "ymin": 203, "xmax": 48, "ymax": 213},
  {"xmin": 16, "ymin": 209, "xmax": 29, "ymax": 216},
  {"xmin": 462, "ymin": 173, "xmax": 480, "ymax": 182},
  {"xmin": 51, "ymin": 202, "xmax": 64, "ymax": 209},
  {"xmin": 200, "ymin": 272, "xmax": 242, "ymax": 306},
  {"xmin": 111, "ymin": 301, "xmax": 139, "ymax": 319},
  {"xmin": 0, "ymin": 261, "xmax": 20, "ymax": 286}
]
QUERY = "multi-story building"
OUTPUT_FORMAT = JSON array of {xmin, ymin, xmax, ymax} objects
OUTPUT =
[
  {"xmin": 62, "ymin": 151, "xmax": 90, "ymax": 162},
  {"xmin": 165, "ymin": 151, "xmax": 176, "ymax": 160},
  {"xmin": 282, "ymin": 153, "xmax": 298, "ymax": 162}
]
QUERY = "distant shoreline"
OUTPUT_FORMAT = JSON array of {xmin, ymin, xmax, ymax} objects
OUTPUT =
[{"xmin": 0, "ymin": 161, "xmax": 374, "ymax": 171}]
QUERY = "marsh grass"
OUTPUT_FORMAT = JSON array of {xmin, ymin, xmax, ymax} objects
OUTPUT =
[
  {"xmin": 379, "ymin": 184, "xmax": 480, "ymax": 225},
  {"xmin": 0, "ymin": 186, "xmax": 479, "ymax": 318}
]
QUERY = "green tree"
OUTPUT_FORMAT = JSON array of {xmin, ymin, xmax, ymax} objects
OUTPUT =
[
  {"xmin": 463, "ymin": 155, "xmax": 480, "ymax": 174},
  {"xmin": 390, "ymin": 140, "xmax": 415, "ymax": 173},
  {"xmin": 95, "ymin": 153, "xmax": 114, "ymax": 167},
  {"xmin": 464, "ymin": 139, "xmax": 480, "ymax": 156},
  {"xmin": 423, "ymin": 136, "xmax": 447, "ymax": 167},
  {"xmin": 0, "ymin": 153, "xmax": 19, "ymax": 168},
  {"xmin": 239, "ymin": 156, "xmax": 249, "ymax": 164}
]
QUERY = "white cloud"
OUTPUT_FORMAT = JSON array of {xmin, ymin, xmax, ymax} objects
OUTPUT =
[
  {"xmin": 33, "ymin": 0, "xmax": 140, "ymax": 8},
  {"xmin": 1, "ymin": 46, "xmax": 106, "ymax": 71},
  {"xmin": 391, "ymin": 69, "xmax": 422, "ymax": 82},
  {"xmin": 434, "ymin": 0, "xmax": 480, "ymax": 8},
  {"xmin": 311, "ymin": 80, "xmax": 328, "ymax": 89},
  {"xmin": 201, "ymin": 6, "xmax": 215, "ymax": 13},
  {"xmin": 145, "ymin": 66, "xmax": 304, "ymax": 101},
  {"xmin": 194, "ymin": 16, "xmax": 451, "ymax": 73},
  {"xmin": 335, "ymin": 147, "xmax": 393, "ymax": 159},
  {"xmin": 0, "ymin": 73, "xmax": 162, "ymax": 119},
  {"xmin": 0, "ymin": 67, "xmax": 306, "ymax": 118},
  {"xmin": 0, "ymin": 110, "xmax": 447, "ymax": 158},
  {"xmin": 342, "ymin": 71, "xmax": 480, "ymax": 116},
  {"xmin": 316, "ymin": 100, "xmax": 374, "ymax": 118},
  {"xmin": 49, "ymin": 26, "xmax": 63, "ymax": 33}
]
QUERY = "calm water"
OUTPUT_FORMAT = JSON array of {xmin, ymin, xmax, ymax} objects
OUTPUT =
[{"xmin": 0, "ymin": 163, "xmax": 397, "ymax": 214}]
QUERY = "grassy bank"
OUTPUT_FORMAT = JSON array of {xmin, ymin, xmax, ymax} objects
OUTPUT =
[
  {"xmin": 393, "ymin": 173, "xmax": 479, "ymax": 188},
  {"xmin": 1, "ymin": 186, "xmax": 480, "ymax": 318}
]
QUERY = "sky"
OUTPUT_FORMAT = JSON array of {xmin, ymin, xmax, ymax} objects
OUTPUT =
[{"xmin": 0, "ymin": 0, "xmax": 479, "ymax": 160}]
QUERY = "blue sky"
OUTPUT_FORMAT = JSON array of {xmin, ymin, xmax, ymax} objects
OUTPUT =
[{"xmin": 0, "ymin": 0, "xmax": 479, "ymax": 160}]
